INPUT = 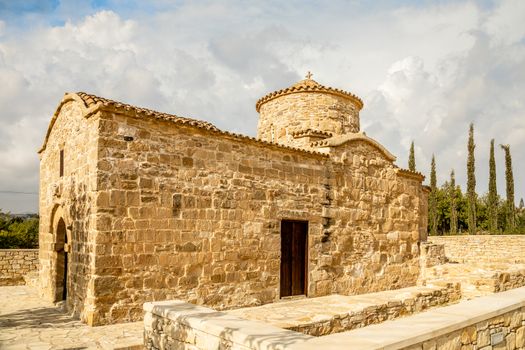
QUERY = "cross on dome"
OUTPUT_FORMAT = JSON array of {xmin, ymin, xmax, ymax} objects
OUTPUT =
[{"xmin": 305, "ymin": 71, "xmax": 313, "ymax": 79}]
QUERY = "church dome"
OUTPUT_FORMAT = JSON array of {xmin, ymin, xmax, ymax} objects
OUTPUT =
[{"xmin": 256, "ymin": 74, "xmax": 364, "ymax": 150}]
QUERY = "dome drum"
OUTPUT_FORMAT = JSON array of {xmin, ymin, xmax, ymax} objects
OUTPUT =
[{"xmin": 256, "ymin": 77, "xmax": 363, "ymax": 150}]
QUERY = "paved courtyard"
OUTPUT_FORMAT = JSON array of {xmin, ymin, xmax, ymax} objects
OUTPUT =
[
  {"xmin": 2, "ymin": 257, "xmax": 524, "ymax": 349},
  {"xmin": 0, "ymin": 286, "xmax": 143, "ymax": 350}
]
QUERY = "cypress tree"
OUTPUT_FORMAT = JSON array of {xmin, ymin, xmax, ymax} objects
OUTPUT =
[
  {"xmin": 467, "ymin": 123, "xmax": 477, "ymax": 235},
  {"xmin": 450, "ymin": 170, "xmax": 457, "ymax": 235},
  {"xmin": 500, "ymin": 144, "xmax": 515, "ymax": 231},
  {"xmin": 408, "ymin": 141, "xmax": 416, "ymax": 172},
  {"xmin": 429, "ymin": 155, "xmax": 438, "ymax": 235},
  {"xmin": 520, "ymin": 198, "xmax": 524, "ymax": 210},
  {"xmin": 488, "ymin": 139, "xmax": 498, "ymax": 233}
]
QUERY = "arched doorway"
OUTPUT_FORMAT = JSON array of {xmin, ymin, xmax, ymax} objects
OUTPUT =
[{"xmin": 55, "ymin": 218, "xmax": 68, "ymax": 301}]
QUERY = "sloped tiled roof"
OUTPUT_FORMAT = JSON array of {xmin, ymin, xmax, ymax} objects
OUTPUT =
[
  {"xmin": 255, "ymin": 78, "xmax": 364, "ymax": 112},
  {"xmin": 76, "ymin": 92, "xmax": 219, "ymax": 131},
  {"xmin": 397, "ymin": 168, "xmax": 426, "ymax": 181},
  {"xmin": 39, "ymin": 92, "xmax": 329, "ymax": 158},
  {"xmin": 311, "ymin": 132, "xmax": 397, "ymax": 162}
]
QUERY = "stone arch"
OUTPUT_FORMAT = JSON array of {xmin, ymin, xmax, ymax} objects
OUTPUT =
[
  {"xmin": 50, "ymin": 206, "xmax": 69, "ymax": 238},
  {"xmin": 50, "ymin": 205, "xmax": 70, "ymax": 302}
]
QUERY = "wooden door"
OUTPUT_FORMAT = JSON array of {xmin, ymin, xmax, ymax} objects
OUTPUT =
[
  {"xmin": 56, "ymin": 218, "xmax": 68, "ymax": 301},
  {"xmin": 280, "ymin": 220, "xmax": 308, "ymax": 297}
]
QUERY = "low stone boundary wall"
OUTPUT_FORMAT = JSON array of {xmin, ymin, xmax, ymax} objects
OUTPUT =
[
  {"xmin": 429, "ymin": 235, "xmax": 525, "ymax": 264},
  {"xmin": 143, "ymin": 301, "xmax": 313, "ymax": 349},
  {"xmin": 317, "ymin": 286, "xmax": 525, "ymax": 350},
  {"xmin": 228, "ymin": 283, "xmax": 460, "ymax": 336},
  {"xmin": 144, "ymin": 286, "xmax": 525, "ymax": 349},
  {"xmin": 0, "ymin": 249, "xmax": 39, "ymax": 286}
]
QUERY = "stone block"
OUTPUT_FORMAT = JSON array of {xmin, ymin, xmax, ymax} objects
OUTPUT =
[{"xmin": 516, "ymin": 326, "xmax": 525, "ymax": 348}]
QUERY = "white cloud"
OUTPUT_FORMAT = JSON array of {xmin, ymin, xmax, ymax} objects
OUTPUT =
[
  {"xmin": 484, "ymin": 0, "xmax": 525, "ymax": 46},
  {"xmin": 0, "ymin": 0, "xmax": 524, "ymax": 212},
  {"xmin": 362, "ymin": 1, "xmax": 525, "ymax": 201}
]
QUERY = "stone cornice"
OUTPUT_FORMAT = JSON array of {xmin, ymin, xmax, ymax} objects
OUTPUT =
[{"xmin": 291, "ymin": 129, "xmax": 333, "ymax": 139}]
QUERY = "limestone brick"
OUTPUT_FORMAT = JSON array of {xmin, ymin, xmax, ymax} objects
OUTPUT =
[{"xmin": 516, "ymin": 326, "xmax": 524, "ymax": 348}]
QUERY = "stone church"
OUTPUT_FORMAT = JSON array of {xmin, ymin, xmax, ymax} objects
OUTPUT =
[{"xmin": 38, "ymin": 74, "xmax": 428, "ymax": 326}]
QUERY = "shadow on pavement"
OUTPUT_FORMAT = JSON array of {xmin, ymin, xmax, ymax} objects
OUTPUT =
[{"xmin": 0, "ymin": 305, "xmax": 78, "ymax": 329}]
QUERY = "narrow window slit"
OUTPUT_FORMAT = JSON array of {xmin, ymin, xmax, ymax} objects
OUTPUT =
[{"xmin": 59, "ymin": 150, "xmax": 64, "ymax": 177}]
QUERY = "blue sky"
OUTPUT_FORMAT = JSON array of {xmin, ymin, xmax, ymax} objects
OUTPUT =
[
  {"xmin": 0, "ymin": 0, "xmax": 524, "ymax": 213},
  {"xmin": 1, "ymin": 0, "xmax": 498, "ymax": 27}
]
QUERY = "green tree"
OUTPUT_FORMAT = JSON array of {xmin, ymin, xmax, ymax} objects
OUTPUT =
[
  {"xmin": 0, "ymin": 210, "xmax": 39, "ymax": 249},
  {"xmin": 500, "ymin": 144, "xmax": 515, "ymax": 231},
  {"xmin": 520, "ymin": 198, "xmax": 524, "ymax": 210},
  {"xmin": 456, "ymin": 187, "xmax": 470, "ymax": 233},
  {"xmin": 488, "ymin": 139, "xmax": 498, "ymax": 233},
  {"xmin": 0, "ymin": 210, "xmax": 12, "ymax": 231},
  {"xmin": 429, "ymin": 155, "xmax": 438, "ymax": 235},
  {"xmin": 449, "ymin": 170, "xmax": 458, "ymax": 235},
  {"xmin": 476, "ymin": 193, "xmax": 489, "ymax": 232},
  {"xmin": 497, "ymin": 197, "xmax": 509, "ymax": 232},
  {"xmin": 515, "ymin": 206, "xmax": 525, "ymax": 234},
  {"xmin": 408, "ymin": 141, "xmax": 416, "ymax": 172},
  {"xmin": 467, "ymin": 123, "xmax": 477, "ymax": 235},
  {"xmin": 433, "ymin": 181, "xmax": 469, "ymax": 235}
]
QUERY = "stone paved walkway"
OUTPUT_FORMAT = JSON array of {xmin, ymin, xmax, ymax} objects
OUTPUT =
[{"xmin": 0, "ymin": 286, "xmax": 143, "ymax": 350}]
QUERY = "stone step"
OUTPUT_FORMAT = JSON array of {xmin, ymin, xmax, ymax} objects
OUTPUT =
[{"xmin": 421, "ymin": 262, "xmax": 525, "ymax": 300}]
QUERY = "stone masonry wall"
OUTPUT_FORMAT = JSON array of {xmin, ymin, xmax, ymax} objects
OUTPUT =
[
  {"xmin": 403, "ymin": 306, "xmax": 525, "ymax": 350},
  {"xmin": 320, "ymin": 140, "xmax": 425, "ymax": 296},
  {"xmin": 86, "ymin": 107, "xmax": 425, "ymax": 325},
  {"xmin": 429, "ymin": 235, "xmax": 525, "ymax": 264},
  {"xmin": 91, "ymin": 111, "xmax": 328, "ymax": 325},
  {"xmin": 39, "ymin": 98, "xmax": 100, "ymax": 322},
  {"xmin": 0, "ymin": 249, "xmax": 38, "ymax": 286}
]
